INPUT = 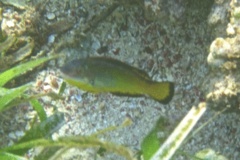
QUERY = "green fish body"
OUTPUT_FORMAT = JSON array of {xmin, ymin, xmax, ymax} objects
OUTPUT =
[{"xmin": 60, "ymin": 57, "xmax": 174, "ymax": 104}]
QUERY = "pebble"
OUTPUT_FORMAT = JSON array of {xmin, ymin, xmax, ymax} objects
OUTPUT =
[
  {"xmin": 74, "ymin": 94, "xmax": 82, "ymax": 102},
  {"xmin": 8, "ymin": 132, "xmax": 16, "ymax": 139},
  {"xmin": 48, "ymin": 34, "xmax": 55, "ymax": 43},
  {"xmin": 91, "ymin": 39, "xmax": 101, "ymax": 51},
  {"xmin": 15, "ymin": 130, "xmax": 24, "ymax": 137},
  {"xmin": 226, "ymin": 24, "xmax": 235, "ymax": 35},
  {"xmin": 6, "ymin": 19, "xmax": 15, "ymax": 28},
  {"xmin": 46, "ymin": 12, "xmax": 56, "ymax": 20}
]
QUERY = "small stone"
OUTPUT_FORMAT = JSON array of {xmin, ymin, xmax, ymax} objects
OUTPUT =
[
  {"xmin": 48, "ymin": 34, "xmax": 55, "ymax": 43},
  {"xmin": 8, "ymin": 132, "xmax": 16, "ymax": 139},
  {"xmin": 209, "ymin": 38, "xmax": 231, "ymax": 58},
  {"xmin": 15, "ymin": 130, "xmax": 24, "ymax": 137},
  {"xmin": 6, "ymin": 20, "xmax": 15, "ymax": 28},
  {"xmin": 91, "ymin": 39, "xmax": 101, "ymax": 51},
  {"xmin": 46, "ymin": 12, "xmax": 56, "ymax": 20},
  {"xmin": 74, "ymin": 94, "xmax": 82, "ymax": 102},
  {"xmin": 226, "ymin": 24, "xmax": 235, "ymax": 35}
]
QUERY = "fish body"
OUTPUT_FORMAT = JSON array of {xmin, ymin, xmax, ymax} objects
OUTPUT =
[{"xmin": 60, "ymin": 57, "xmax": 174, "ymax": 104}]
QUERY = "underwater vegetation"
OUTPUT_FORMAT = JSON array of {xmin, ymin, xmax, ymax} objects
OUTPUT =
[
  {"xmin": 0, "ymin": 35, "xmax": 34, "ymax": 71},
  {"xmin": 0, "ymin": 55, "xmax": 136, "ymax": 160}
]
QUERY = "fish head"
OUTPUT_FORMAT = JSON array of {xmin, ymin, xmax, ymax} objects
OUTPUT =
[
  {"xmin": 60, "ymin": 59, "xmax": 86, "ymax": 79},
  {"xmin": 60, "ymin": 59, "xmax": 94, "ymax": 90}
]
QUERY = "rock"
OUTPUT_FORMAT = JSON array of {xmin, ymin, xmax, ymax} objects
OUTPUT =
[{"xmin": 46, "ymin": 12, "xmax": 56, "ymax": 20}]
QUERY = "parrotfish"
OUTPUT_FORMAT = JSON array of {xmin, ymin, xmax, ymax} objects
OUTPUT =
[{"xmin": 60, "ymin": 57, "xmax": 174, "ymax": 104}]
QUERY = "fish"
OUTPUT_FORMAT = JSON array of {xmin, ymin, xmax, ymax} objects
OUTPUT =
[{"xmin": 60, "ymin": 57, "xmax": 174, "ymax": 104}]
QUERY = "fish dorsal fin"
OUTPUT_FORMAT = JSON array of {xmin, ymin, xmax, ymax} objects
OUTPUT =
[{"xmin": 130, "ymin": 66, "xmax": 151, "ymax": 81}]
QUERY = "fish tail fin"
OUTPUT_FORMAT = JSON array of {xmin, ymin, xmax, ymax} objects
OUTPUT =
[{"xmin": 146, "ymin": 81, "xmax": 174, "ymax": 104}]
